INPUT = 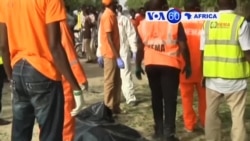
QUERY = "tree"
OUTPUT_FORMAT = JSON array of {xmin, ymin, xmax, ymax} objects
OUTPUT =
[
  {"xmin": 125, "ymin": 0, "xmax": 148, "ymax": 10},
  {"xmin": 64, "ymin": 0, "xmax": 103, "ymax": 11}
]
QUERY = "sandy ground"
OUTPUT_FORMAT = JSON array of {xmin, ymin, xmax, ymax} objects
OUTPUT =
[{"xmin": 0, "ymin": 59, "xmax": 250, "ymax": 141}]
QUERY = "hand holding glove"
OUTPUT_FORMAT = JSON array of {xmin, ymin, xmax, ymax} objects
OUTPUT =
[
  {"xmin": 135, "ymin": 66, "xmax": 144, "ymax": 80},
  {"xmin": 182, "ymin": 64, "xmax": 192, "ymax": 79},
  {"xmin": 71, "ymin": 90, "xmax": 84, "ymax": 116},
  {"xmin": 116, "ymin": 58, "xmax": 125, "ymax": 69},
  {"xmin": 97, "ymin": 57, "xmax": 104, "ymax": 68}
]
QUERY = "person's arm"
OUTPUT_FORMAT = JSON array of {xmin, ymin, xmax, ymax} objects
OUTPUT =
[
  {"xmin": 177, "ymin": 22, "xmax": 191, "ymax": 67},
  {"xmin": 200, "ymin": 29, "xmax": 205, "ymax": 76},
  {"xmin": 136, "ymin": 24, "xmax": 144, "ymax": 66},
  {"xmin": 136, "ymin": 36, "xmax": 144, "ymax": 66},
  {"xmin": 96, "ymin": 26, "xmax": 102, "ymax": 57},
  {"xmin": 0, "ymin": 5, "xmax": 12, "ymax": 80},
  {"xmin": 0, "ymin": 23, "xmax": 12, "ymax": 80},
  {"xmin": 125, "ymin": 17, "xmax": 138, "ymax": 54},
  {"xmin": 238, "ymin": 21, "xmax": 250, "ymax": 61},
  {"xmin": 46, "ymin": 0, "xmax": 80, "ymax": 90},
  {"xmin": 103, "ymin": 16, "xmax": 120, "ymax": 58}
]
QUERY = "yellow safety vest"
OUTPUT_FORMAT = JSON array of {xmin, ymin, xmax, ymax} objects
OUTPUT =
[
  {"xmin": 0, "ymin": 56, "xmax": 3, "ymax": 65},
  {"xmin": 75, "ymin": 11, "xmax": 83, "ymax": 30},
  {"xmin": 203, "ymin": 13, "xmax": 250, "ymax": 79}
]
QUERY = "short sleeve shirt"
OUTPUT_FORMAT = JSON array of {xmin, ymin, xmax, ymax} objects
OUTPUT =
[
  {"xmin": 0, "ymin": 0, "xmax": 66, "ymax": 80},
  {"xmin": 99, "ymin": 8, "xmax": 120, "ymax": 58}
]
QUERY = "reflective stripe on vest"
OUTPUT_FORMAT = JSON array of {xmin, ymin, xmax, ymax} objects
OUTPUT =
[
  {"xmin": 70, "ymin": 59, "xmax": 78, "ymax": 66},
  {"xmin": 204, "ymin": 15, "xmax": 241, "ymax": 45},
  {"xmin": 141, "ymin": 22, "xmax": 177, "ymax": 46},
  {"xmin": 141, "ymin": 22, "xmax": 178, "ymax": 57},
  {"xmin": 203, "ymin": 14, "xmax": 250, "ymax": 79}
]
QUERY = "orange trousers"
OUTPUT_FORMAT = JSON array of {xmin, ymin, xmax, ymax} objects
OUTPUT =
[
  {"xmin": 179, "ymin": 82, "xmax": 206, "ymax": 131},
  {"xmin": 62, "ymin": 79, "xmax": 75, "ymax": 141}
]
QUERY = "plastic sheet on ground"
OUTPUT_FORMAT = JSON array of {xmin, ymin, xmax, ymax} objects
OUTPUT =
[{"xmin": 74, "ymin": 102, "xmax": 147, "ymax": 141}]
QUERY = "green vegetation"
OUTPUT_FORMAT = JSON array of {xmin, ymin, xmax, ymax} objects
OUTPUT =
[{"xmin": 64, "ymin": 0, "xmax": 250, "ymax": 16}]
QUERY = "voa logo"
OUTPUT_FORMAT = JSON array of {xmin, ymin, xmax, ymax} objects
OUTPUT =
[
  {"xmin": 145, "ymin": 9, "xmax": 182, "ymax": 23},
  {"xmin": 146, "ymin": 11, "xmax": 168, "ymax": 21}
]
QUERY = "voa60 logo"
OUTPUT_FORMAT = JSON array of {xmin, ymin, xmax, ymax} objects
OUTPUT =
[{"xmin": 145, "ymin": 9, "xmax": 182, "ymax": 24}]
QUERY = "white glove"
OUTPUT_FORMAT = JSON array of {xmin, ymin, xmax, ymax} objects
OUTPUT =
[{"xmin": 71, "ymin": 90, "xmax": 84, "ymax": 116}]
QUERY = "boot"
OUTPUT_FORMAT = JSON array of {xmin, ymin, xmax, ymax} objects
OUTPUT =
[
  {"xmin": 165, "ymin": 135, "xmax": 180, "ymax": 141},
  {"xmin": 152, "ymin": 125, "xmax": 164, "ymax": 141}
]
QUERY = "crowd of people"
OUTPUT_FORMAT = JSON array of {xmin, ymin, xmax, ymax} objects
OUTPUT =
[{"xmin": 0, "ymin": 0, "xmax": 250, "ymax": 141}]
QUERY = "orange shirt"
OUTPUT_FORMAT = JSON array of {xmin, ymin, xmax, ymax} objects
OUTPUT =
[
  {"xmin": 0, "ymin": 0, "xmax": 66, "ymax": 81},
  {"xmin": 131, "ymin": 19, "xmax": 139, "ymax": 29},
  {"xmin": 180, "ymin": 21, "xmax": 204, "ymax": 83},
  {"xmin": 60, "ymin": 21, "xmax": 87, "ymax": 85},
  {"xmin": 100, "ymin": 8, "xmax": 120, "ymax": 59},
  {"xmin": 135, "ymin": 15, "xmax": 144, "ymax": 26}
]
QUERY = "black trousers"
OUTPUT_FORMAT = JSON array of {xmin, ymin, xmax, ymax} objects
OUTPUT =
[
  {"xmin": 0, "ymin": 64, "xmax": 6, "ymax": 113},
  {"xmin": 11, "ymin": 59, "xmax": 64, "ymax": 141},
  {"xmin": 145, "ymin": 65, "xmax": 180, "ymax": 137}
]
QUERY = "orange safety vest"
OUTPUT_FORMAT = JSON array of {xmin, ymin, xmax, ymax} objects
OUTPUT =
[
  {"xmin": 180, "ymin": 21, "xmax": 204, "ymax": 83},
  {"xmin": 138, "ymin": 20, "xmax": 180, "ymax": 69},
  {"xmin": 60, "ymin": 21, "xmax": 87, "ymax": 87}
]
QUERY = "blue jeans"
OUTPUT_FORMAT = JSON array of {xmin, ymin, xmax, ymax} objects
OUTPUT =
[{"xmin": 11, "ymin": 59, "xmax": 64, "ymax": 141}]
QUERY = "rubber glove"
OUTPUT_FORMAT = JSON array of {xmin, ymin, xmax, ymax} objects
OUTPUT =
[
  {"xmin": 132, "ymin": 52, "xmax": 136, "ymax": 62},
  {"xmin": 71, "ymin": 90, "xmax": 84, "ymax": 116},
  {"xmin": 182, "ymin": 64, "xmax": 192, "ymax": 79},
  {"xmin": 97, "ymin": 57, "xmax": 104, "ymax": 68},
  {"xmin": 135, "ymin": 66, "xmax": 144, "ymax": 80},
  {"xmin": 117, "ymin": 58, "xmax": 125, "ymax": 69}
]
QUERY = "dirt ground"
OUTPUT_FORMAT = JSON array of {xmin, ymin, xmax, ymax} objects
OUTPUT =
[{"xmin": 0, "ymin": 59, "xmax": 250, "ymax": 141}]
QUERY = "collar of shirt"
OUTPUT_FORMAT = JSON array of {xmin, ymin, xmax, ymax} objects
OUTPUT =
[{"xmin": 218, "ymin": 10, "xmax": 234, "ymax": 13}]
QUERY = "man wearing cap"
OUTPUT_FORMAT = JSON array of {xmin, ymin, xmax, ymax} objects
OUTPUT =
[{"xmin": 98, "ymin": 0, "xmax": 125, "ymax": 114}]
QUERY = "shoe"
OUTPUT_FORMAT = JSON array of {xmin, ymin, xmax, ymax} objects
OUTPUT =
[
  {"xmin": 184, "ymin": 128, "xmax": 194, "ymax": 133},
  {"xmin": 112, "ymin": 108, "xmax": 127, "ymax": 114},
  {"xmin": 152, "ymin": 125, "xmax": 164, "ymax": 141},
  {"xmin": 85, "ymin": 60, "xmax": 92, "ymax": 63},
  {"xmin": 0, "ymin": 118, "xmax": 11, "ymax": 126},
  {"xmin": 166, "ymin": 135, "xmax": 180, "ymax": 141},
  {"xmin": 128, "ymin": 101, "xmax": 137, "ymax": 106}
]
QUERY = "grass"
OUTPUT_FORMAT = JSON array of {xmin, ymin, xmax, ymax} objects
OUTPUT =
[
  {"xmin": 1, "ymin": 83, "xmax": 250, "ymax": 141},
  {"xmin": 115, "ymin": 84, "xmax": 250, "ymax": 141}
]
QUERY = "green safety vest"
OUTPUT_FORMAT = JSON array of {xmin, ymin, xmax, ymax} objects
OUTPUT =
[
  {"xmin": 203, "ymin": 13, "xmax": 250, "ymax": 79},
  {"xmin": 0, "ymin": 56, "xmax": 2, "ymax": 65}
]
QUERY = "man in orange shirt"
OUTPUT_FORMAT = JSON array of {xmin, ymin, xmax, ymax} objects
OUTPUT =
[
  {"xmin": 129, "ymin": 9, "xmax": 139, "ymax": 28},
  {"xmin": 60, "ymin": 20, "xmax": 88, "ymax": 141},
  {"xmin": 98, "ymin": 0, "xmax": 125, "ymax": 114},
  {"xmin": 0, "ymin": 0, "xmax": 84, "ymax": 140},
  {"xmin": 135, "ymin": 7, "xmax": 145, "ymax": 26},
  {"xmin": 179, "ymin": 0, "xmax": 206, "ymax": 133}
]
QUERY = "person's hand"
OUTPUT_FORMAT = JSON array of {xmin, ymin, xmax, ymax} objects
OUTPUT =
[
  {"xmin": 116, "ymin": 58, "xmax": 125, "ymax": 69},
  {"xmin": 135, "ymin": 66, "xmax": 144, "ymax": 80},
  {"xmin": 182, "ymin": 64, "xmax": 192, "ymax": 79},
  {"xmin": 97, "ymin": 57, "xmax": 104, "ymax": 68},
  {"xmin": 201, "ymin": 77, "xmax": 206, "ymax": 87},
  {"xmin": 132, "ymin": 52, "xmax": 136, "ymax": 62},
  {"xmin": 71, "ymin": 90, "xmax": 84, "ymax": 116}
]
